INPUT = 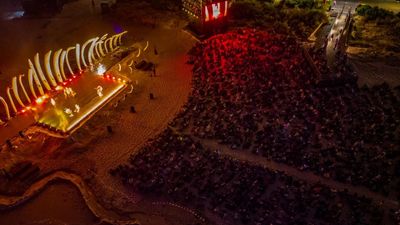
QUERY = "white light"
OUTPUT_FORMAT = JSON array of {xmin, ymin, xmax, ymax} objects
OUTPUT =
[
  {"xmin": 74, "ymin": 104, "xmax": 80, "ymax": 113},
  {"xmin": 64, "ymin": 108, "xmax": 74, "ymax": 117},
  {"xmin": 66, "ymin": 83, "xmax": 125, "ymax": 132},
  {"xmin": 4, "ymin": 11, "xmax": 24, "ymax": 20},
  {"xmin": 96, "ymin": 64, "xmax": 106, "ymax": 75},
  {"xmin": 96, "ymin": 85, "xmax": 104, "ymax": 98}
]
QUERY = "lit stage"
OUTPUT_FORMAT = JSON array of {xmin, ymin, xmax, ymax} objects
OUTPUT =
[{"xmin": 34, "ymin": 69, "xmax": 128, "ymax": 135}]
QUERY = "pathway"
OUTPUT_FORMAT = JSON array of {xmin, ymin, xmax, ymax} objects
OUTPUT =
[
  {"xmin": 178, "ymin": 131, "xmax": 400, "ymax": 210},
  {"xmin": 326, "ymin": 5, "xmax": 352, "ymax": 68}
]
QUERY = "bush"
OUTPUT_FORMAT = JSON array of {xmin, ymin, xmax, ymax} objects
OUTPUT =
[
  {"xmin": 356, "ymin": 4, "xmax": 395, "ymax": 21},
  {"xmin": 356, "ymin": 4, "xmax": 372, "ymax": 16},
  {"xmin": 393, "ymin": 21, "xmax": 400, "ymax": 37},
  {"xmin": 285, "ymin": 0, "xmax": 316, "ymax": 9},
  {"xmin": 230, "ymin": 0, "xmax": 264, "ymax": 20},
  {"xmin": 148, "ymin": 0, "xmax": 180, "ymax": 9},
  {"xmin": 283, "ymin": 8, "xmax": 327, "ymax": 37},
  {"xmin": 230, "ymin": 0, "xmax": 326, "ymax": 38}
]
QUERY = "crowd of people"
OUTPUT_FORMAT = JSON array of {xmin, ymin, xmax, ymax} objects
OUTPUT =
[
  {"xmin": 113, "ymin": 29, "xmax": 400, "ymax": 224},
  {"xmin": 309, "ymin": 46, "xmax": 356, "ymax": 83},
  {"xmin": 112, "ymin": 129, "xmax": 391, "ymax": 225},
  {"xmin": 174, "ymin": 29, "xmax": 400, "ymax": 198}
]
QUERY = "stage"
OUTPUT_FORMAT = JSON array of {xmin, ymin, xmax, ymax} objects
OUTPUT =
[{"xmin": 34, "ymin": 67, "xmax": 128, "ymax": 135}]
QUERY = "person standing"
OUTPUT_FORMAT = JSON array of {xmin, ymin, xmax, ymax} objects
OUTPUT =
[
  {"xmin": 154, "ymin": 46, "xmax": 158, "ymax": 55},
  {"xmin": 152, "ymin": 65, "xmax": 156, "ymax": 77},
  {"xmin": 91, "ymin": 0, "xmax": 96, "ymax": 13}
]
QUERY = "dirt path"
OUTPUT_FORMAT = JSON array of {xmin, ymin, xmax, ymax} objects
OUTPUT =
[
  {"xmin": 350, "ymin": 57, "xmax": 400, "ymax": 87},
  {"xmin": 181, "ymin": 133, "xmax": 399, "ymax": 210}
]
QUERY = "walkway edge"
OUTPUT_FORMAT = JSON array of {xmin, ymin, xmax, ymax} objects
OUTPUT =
[{"xmin": 0, "ymin": 171, "xmax": 139, "ymax": 225}]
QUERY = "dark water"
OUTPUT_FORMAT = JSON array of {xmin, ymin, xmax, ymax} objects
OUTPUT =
[{"xmin": 0, "ymin": 182, "xmax": 98, "ymax": 225}]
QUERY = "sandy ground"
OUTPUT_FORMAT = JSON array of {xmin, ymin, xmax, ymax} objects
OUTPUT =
[
  {"xmin": 349, "ymin": 56, "xmax": 400, "ymax": 87},
  {"xmin": 0, "ymin": 182, "xmax": 98, "ymax": 225},
  {"xmin": 79, "ymin": 25, "xmax": 196, "ymax": 206}
]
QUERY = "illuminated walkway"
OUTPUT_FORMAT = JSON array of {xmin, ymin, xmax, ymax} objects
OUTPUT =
[{"xmin": 326, "ymin": 5, "xmax": 352, "ymax": 68}]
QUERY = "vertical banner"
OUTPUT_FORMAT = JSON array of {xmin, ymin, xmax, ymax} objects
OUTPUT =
[{"xmin": 203, "ymin": 1, "xmax": 228, "ymax": 22}]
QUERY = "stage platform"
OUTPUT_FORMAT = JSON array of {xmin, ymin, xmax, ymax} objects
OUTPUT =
[{"xmin": 35, "ymin": 68, "xmax": 128, "ymax": 135}]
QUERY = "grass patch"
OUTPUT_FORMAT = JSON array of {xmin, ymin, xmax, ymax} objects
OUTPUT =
[
  {"xmin": 350, "ymin": 5, "xmax": 400, "ymax": 55},
  {"xmin": 230, "ymin": 0, "xmax": 328, "ymax": 38},
  {"xmin": 360, "ymin": 0, "xmax": 400, "ymax": 13}
]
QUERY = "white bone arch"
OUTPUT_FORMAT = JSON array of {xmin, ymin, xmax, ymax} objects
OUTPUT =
[
  {"xmin": 81, "ymin": 39, "xmax": 91, "ymax": 67},
  {"xmin": 136, "ymin": 48, "xmax": 141, "ymax": 58},
  {"xmin": 53, "ymin": 49, "xmax": 63, "ymax": 83},
  {"xmin": 143, "ymin": 41, "xmax": 149, "ymax": 52},
  {"xmin": 12, "ymin": 77, "xmax": 25, "ymax": 107},
  {"xmin": 33, "ymin": 54, "xmax": 51, "ymax": 91},
  {"xmin": 0, "ymin": 97, "xmax": 11, "ymax": 121},
  {"xmin": 88, "ymin": 37, "xmax": 99, "ymax": 65},
  {"xmin": 28, "ymin": 69, "xmax": 38, "ymax": 99},
  {"xmin": 60, "ymin": 51, "xmax": 67, "ymax": 80},
  {"xmin": 106, "ymin": 36, "xmax": 115, "ymax": 52},
  {"xmin": 0, "ymin": 31, "xmax": 129, "ymax": 124},
  {"xmin": 94, "ymin": 41, "xmax": 102, "ymax": 59},
  {"xmin": 6, "ymin": 87, "xmax": 17, "ymax": 114},
  {"xmin": 116, "ymin": 31, "xmax": 128, "ymax": 46},
  {"xmin": 65, "ymin": 47, "xmax": 75, "ymax": 75},
  {"xmin": 103, "ymin": 38, "xmax": 110, "ymax": 54},
  {"xmin": 131, "ymin": 42, "xmax": 144, "ymax": 58},
  {"xmin": 28, "ymin": 60, "xmax": 45, "ymax": 96},
  {"xmin": 96, "ymin": 33, "xmax": 108, "ymax": 58},
  {"xmin": 19, "ymin": 74, "xmax": 31, "ymax": 103},
  {"xmin": 104, "ymin": 37, "xmax": 114, "ymax": 53},
  {"xmin": 75, "ymin": 44, "xmax": 82, "ymax": 71},
  {"xmin": 112, "ymin": 34, "xmax": 119, "ymax": 48},
  {"xmin": 112, "ymin": 31, "xmax": 127, "ymax": 48},
  {"xmin": 44, "ymin": 51, "xmax": 58, "ymax": 87}
]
